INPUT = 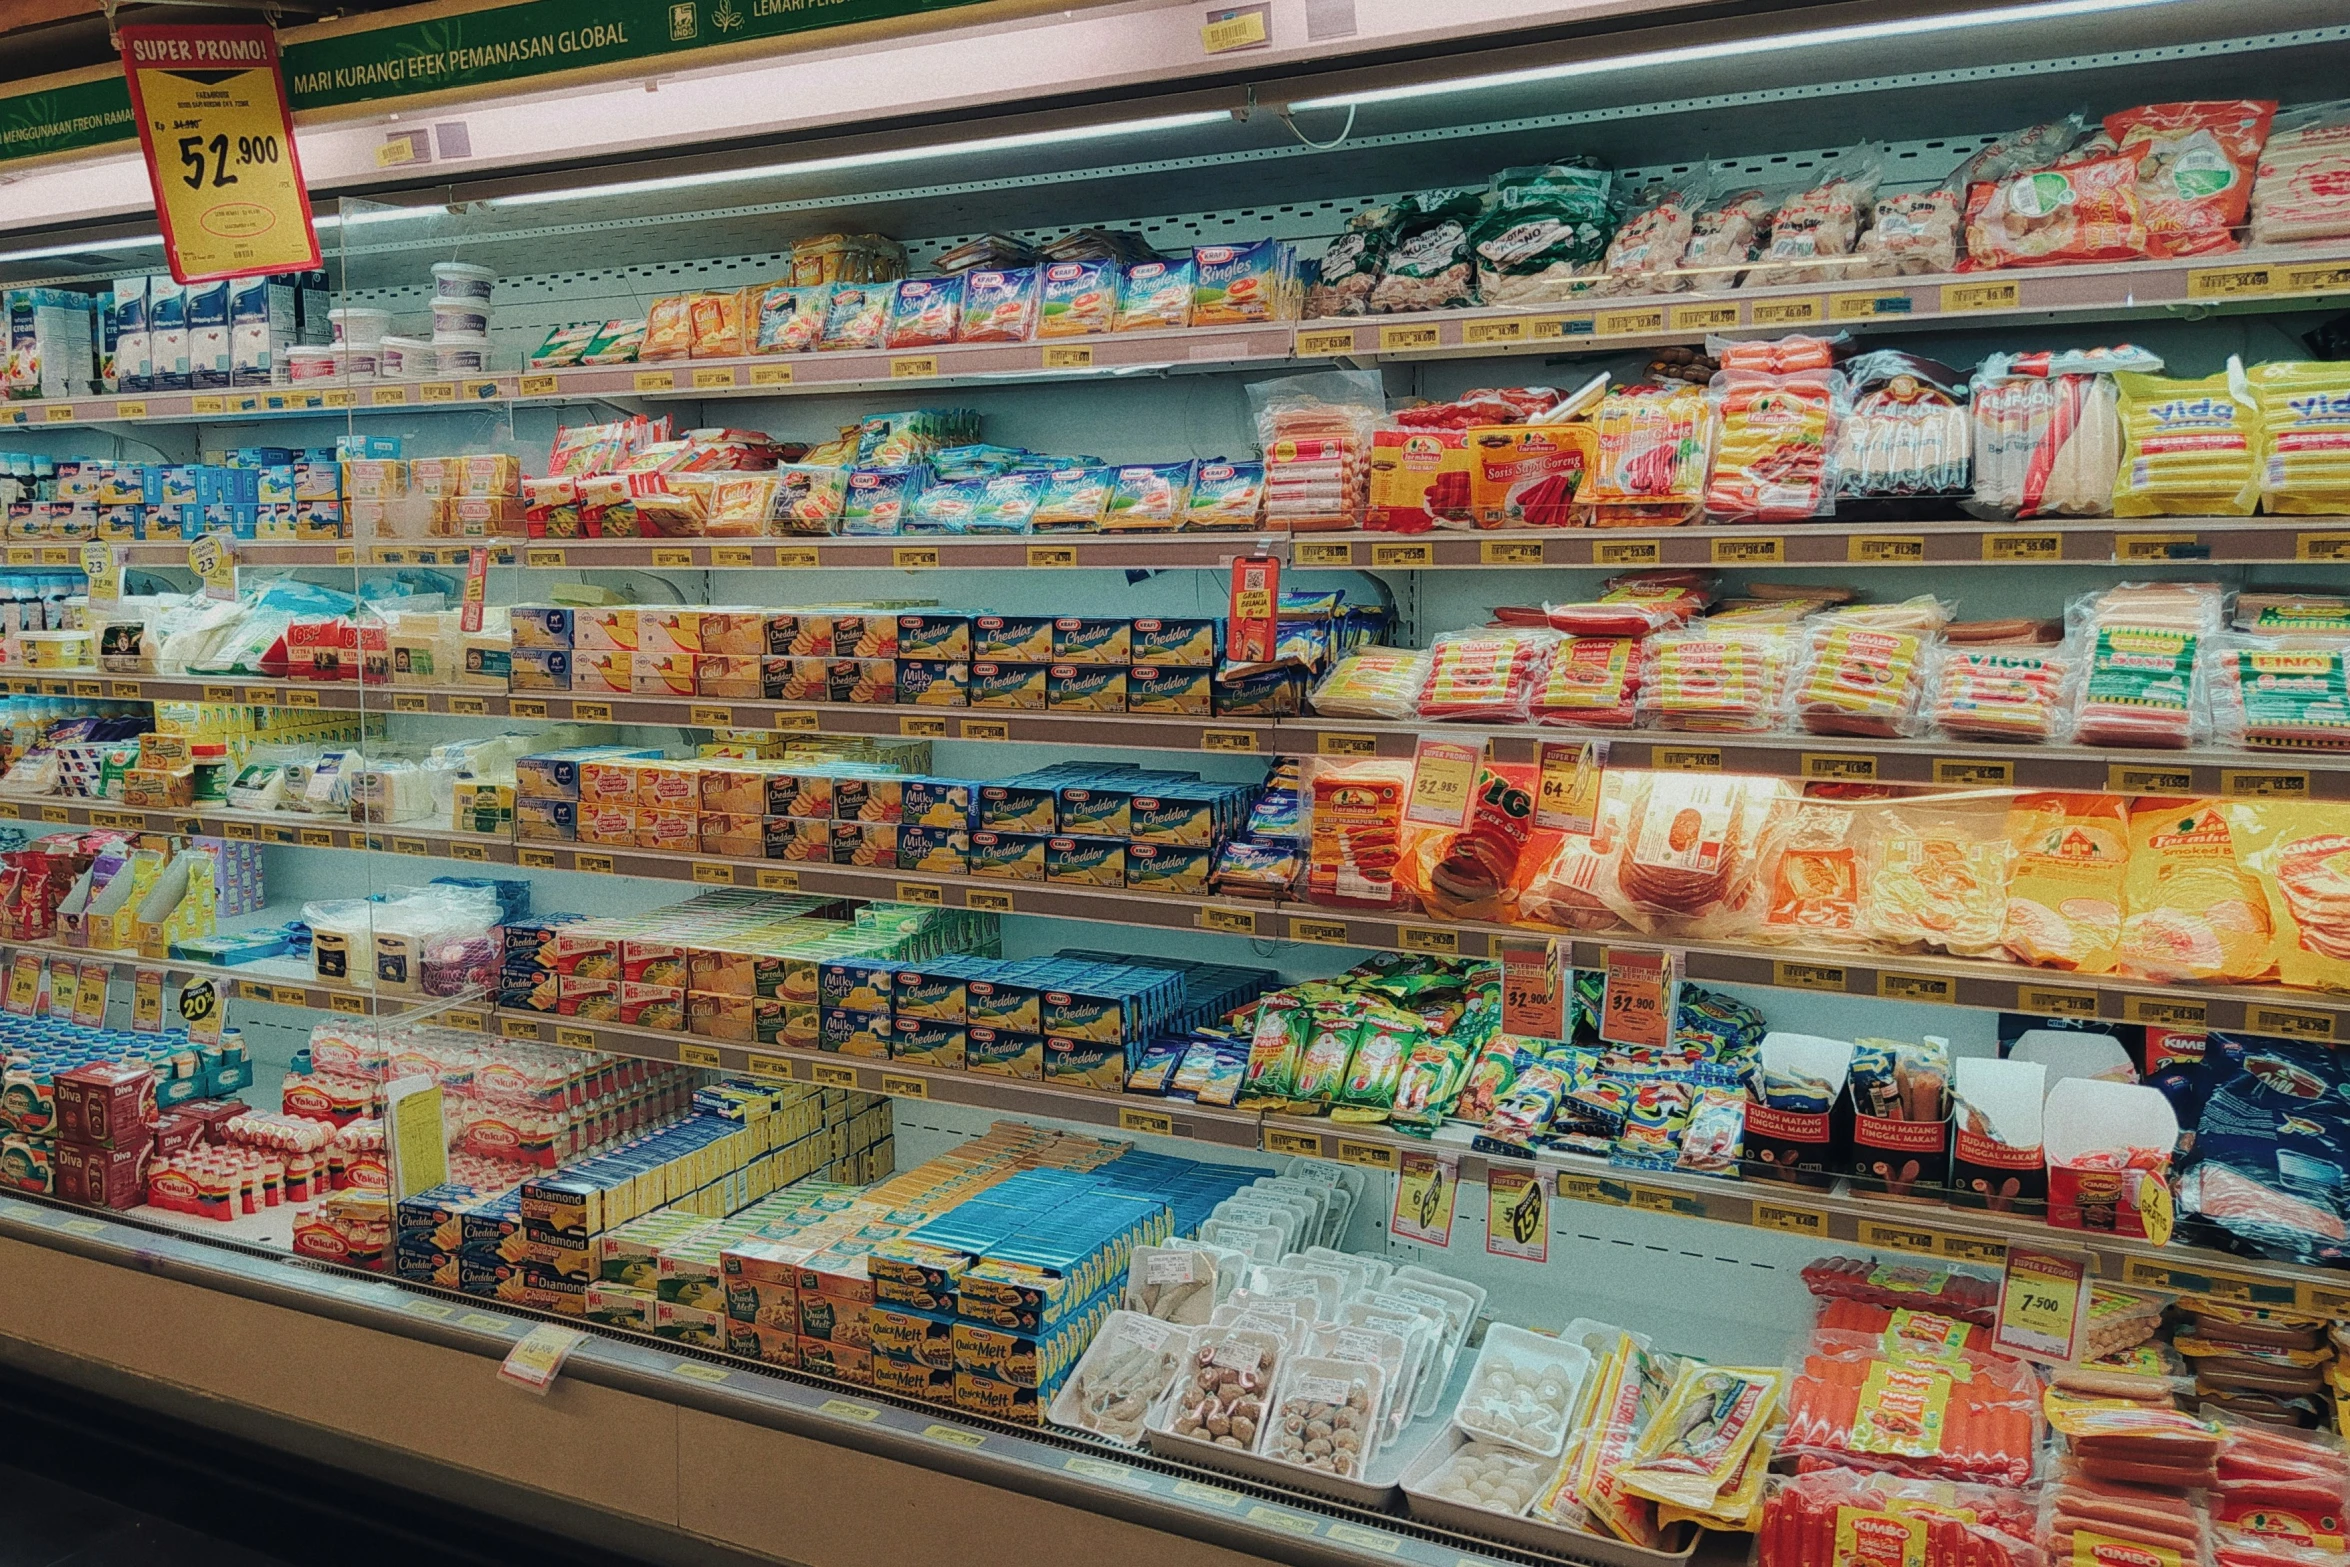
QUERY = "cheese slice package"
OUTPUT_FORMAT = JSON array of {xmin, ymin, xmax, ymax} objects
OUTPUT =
[
  {"xmin": 2227, "ymin": 799, "xmax": 2350, "ymax": 992},
  {"xmin": 2115, "ymin": 798, "xmax": 2276, "ymax": 982},
  {"xmin": 2252, "ymin": 360, "xmax": 2350, "ymax": 515},
  {"xmin": 2112, "ymin": 358, "xmax": 2261, "ymax": 517},
  {"xmin": 2001, "ymin": 792, "xmax": 2128, "ymax": 974}
]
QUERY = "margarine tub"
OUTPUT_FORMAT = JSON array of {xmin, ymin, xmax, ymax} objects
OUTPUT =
[{"xmin": 20, "ymin": 630, "xmax": 91, "ymax": 670}]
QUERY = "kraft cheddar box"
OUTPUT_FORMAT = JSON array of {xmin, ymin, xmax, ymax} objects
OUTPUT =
[
  {"xmin": 968, "ymin": 831, "xmax": 1047, "ymax": 881},
  {"xmin": 1129, "ymin": 616, "xmax": 1220, "ymax": 667},
  {"xmin": 973, "ymin": 614, "xmax": 1052, "ymax": 661}
]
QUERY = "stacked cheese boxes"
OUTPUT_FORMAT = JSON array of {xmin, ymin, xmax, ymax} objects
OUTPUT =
[
  {"xmin": 509, "ymin": 603, "xmax": 907, "ymax": 700},
  {"xmin": 568, "ymin": 750, "xmax": 949, "ymax": 868},
  {"xmin": 497, "ymin": 891, "xmax": 993, "ymax": 1052},
  {"xmin": 971, "ymin": 762, "xmax": 1259, "ymax": 895},
  {"xmin": 898, "ymin": 612, "xmax": 1223, "ymax": 716},
  {"xmin": 725, "ymin": 1125, "xmax": 1264, "ymax": 1420},
  {"xmin": 464, "ymin": 1077, "xmax": 892, "ymax": 1319},
  {"xmin": 342, "ymin": 449, "xmax": 526, "ymax": 541},
  {"xmin": 26, "ymin": 452, "xmax": 342, "ymax": 542},
  {"xmin": 868, "ymin": 949, "xmax": 1278, "ymax": 1084}
]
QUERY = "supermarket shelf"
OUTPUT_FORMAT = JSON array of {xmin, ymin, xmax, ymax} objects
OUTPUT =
[
  {"xmin": 0, "ymin": 325, "xmax": 1296, "ymax": 433},
  {"xmin": 15, "ymin": 791, "xmax": 2350, "ymax": 1035},
  {"xmin": 1285, "ymin": 519, "xmax": 2350, "ymax": 571},
  {"xmin": 488, "ymin": 1009, "xmax": 1265, "ymax": 1151},
  {"xmin": 9, "ymin": 252, "xmax": 2350, "ymax": 436},
  {"xmin": 52, "ymin": 518, "xmax": 2350, "ymax": 577},
  {"xmin": 1256, "ymin": 1115, "xmax": 2350, "ymax": 1317},
  {"xmin": 0, "ymin": 915, "xmax": 484, "ymax": 1021},
  {"xmin": 1294, "ymin": 249, "xmax": 2350, "ymax": 365},
  {"xmin": 0, "ymin": 1197, "xmax": 1468, "ymax": 1567},
  {"xmin": 24, "ymin": 668, "xmax": 2350, "ymax": 793}
]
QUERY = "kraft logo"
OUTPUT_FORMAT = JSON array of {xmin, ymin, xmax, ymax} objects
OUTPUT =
[{"xmin": 1198, "ymin": 246, "xmax": 1239, "ymax": 264}]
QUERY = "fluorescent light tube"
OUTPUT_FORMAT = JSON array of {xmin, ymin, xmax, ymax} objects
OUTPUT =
[
  {"xmin": 0, "ymin": 233, "xmax": 163, "ymax": 264},
  {"xmin": 1287, "ymin": 0, "xmax": 2194, "ymax": 110},
  {"xmin": 486, "ymin": 109, "xmax": 1235, "ymax": 210}
]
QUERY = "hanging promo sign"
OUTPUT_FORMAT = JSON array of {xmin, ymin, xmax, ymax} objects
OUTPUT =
[{"xmin": 118, "ymin": 25, "xmax": 321, "ymax": 282}]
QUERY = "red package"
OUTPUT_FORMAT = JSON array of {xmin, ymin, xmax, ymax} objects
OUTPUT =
[
  {"xmin": 1964, "ymin": 150, "xmax": 2150, "ymax": 269},
  {"xmin": 1758, "ymin": 1468, "xmax": 2041, "ymax": 1567},
  {"xmin": 1800, "ymin": 1255, "xmax": 2001, "ymax": 1324},
  {"xmin": 1532, "ymin": 636, "xmax": 1643, "ymax": 728},
  {"xmin": 2108, "ymin": 100, "xmax": 2277, "ymax": 258},
  {"xmin": 1784, "ymin": 1335, "xmax": 2042, "ymax": 1485},
  {"xmin": 1815, "ymin": 1299, "xmax": 1999, "ymax": 1356}
]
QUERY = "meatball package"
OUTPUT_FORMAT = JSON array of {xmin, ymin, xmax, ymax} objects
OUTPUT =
[
  {"xmin": 1740, "ymin": 149, "xmax": 1883, "ymax": 289},
  {"xmin": 2107, "ymin": 99, "xmax": 2276, "ymax": 258},
  {"xmin": 1597, "ymin": 181, "xmax": 1700, "ymax": 295},
  {"xmin": 1964, "ymin": 147, "xmax": 2150, "ymax": 268},
  {"xmin": 1471, "ymin": 164, "xmax": 1616, "ymax": 309},
  {"xmin": 1368, "ymin": 188, "xmax": 1484, "ymax": 315}
]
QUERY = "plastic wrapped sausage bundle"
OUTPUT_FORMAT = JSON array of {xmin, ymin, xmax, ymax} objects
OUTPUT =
[
  {"xmin": 1931, "ymin": 621, "xmax": 2075, "ymax": 743},
  {"xmin": 2208, "ymin": 632, "xmax": 2350, "ymax": 753},
  {"xmin": 1642, "ymin": 627, "xmax": 1797, "ymax": 732},
  {"xmin": 1416, "ymin": 628, "xmax": 1561, "ymax": 721},
  {"xmin": 2114, "ymin": 359, "xmax": 2261, "ymax": 518},
  {"xmin": 1704, "ymin": 336, "xmax": 1849, "ymax": 522},
  {"xmin": 2041, "ymin": 1457, "xmax": 2212, "ymax": 1567},
  {"xmin": 1834, "ymin": 352, "xmax": 1973, "ymax": 502},
  {"xmin": 2251, "ymin": 361, "xmax": 2350, "ymax": 515},
  {"xmin": 2052, "ymin": 1405, "xmax": 2224, "ymax": 1489},
  {"xmin": 1757, "ymin": 1468, "xmax": 2043, "ymax": 1567},
  {"xmin": 1799, "ymin": 1255, "xmax": 2001, "ymax": 1324},
  {"xmin": 1968, "ymin": 346, "xmax": 2162, "ymax": 519},
  {"xmin": 1586, "ymin": 384, "xmax": 1714, "ymax": 527},
  {"xmin": 2251, "ymin": 101, "xmax": 2350, "ymax": 246},
  {"xmin": 1783, "ymin": 1333, "xmax": 2042, "ymax": 1485},
  {"xmin": 2209, "ymin": 1418, "xmax": 2350, "ymax": 1548},
  {"xmin": 2069, "ymin": 581, "xmax": 2224, "ymax": 750},
  {"xmin": 1792, "ymin": 597, "xmax": 1952, "ymax": 739},
  {"xmin": 1532, "ymin": 636, "xmax": 1644, "ymax": 728},
  {"xmin": 1310, "ymin": 647, "xmax": 1433, "ymax": 720}
]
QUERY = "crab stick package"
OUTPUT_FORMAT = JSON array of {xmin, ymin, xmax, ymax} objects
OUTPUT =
[
  {"xmin": 1792, "ymin": 598, "xmax": 1950, "ymax": 739},
  {"xmin": 1415, "ymin": 627, "xmax": 1560, "ymax": 721},
  {"xmin": 2115, "ymin": 797, "xmax": 2274, "ymax": 983},
  {"xmin": 1617, "ymin": 1363, "xmax": 1784, "ymax": 1511},
  {"xmin": 1969, "ymin": 346, "xmax": 2157, "ymax": 519},
  {"xmin": 1757, "ymin": 1468, "xmax": 2042, "ymax": 1567},
  {"xmin": 1931, "ymin": 621, "xmax": 2074, "ymax": 743},
  {"xmin": 1860, "ymin": 796, "xmax": 2013, "ymax": 958},
  {"xmin": 2113, "ymin": 359, "xmax": 2261, "ymax": 517},
  {"xmin": 2070, "ymin": 581, "xmax": 2223, "ymax": 749},
  {"xmin": 1586, "ymin": 384, "xmax": 1713, "ymax": 527},
  {"xmin": 2229, "ymin": 801, "xmax": 2350, "ymax": 993},
  {"xmin": 2251, "ymin": 361, "xmax": 2350, "ymax": 515},
  {"xmin": 2001, "ymin": 793, "xmax": 2128, "ymax": 973},
  {"xmin": 1950, "ymin": 1057, "xmax": 2048, "ymax": 1213},
  {"xmin": 2044, "ymin": 1077, "xmax": 2181, "ymax": 1239},
  {"xmin": 1783, "ymin": 1335, "xmax": 2041, "ymax": 1485},
  {"xmin": 2252, "ymin": 102, "xmax": 2350, "ymax": 246},
  {"xmin": 2108, "ymin": 99, "xmax": 2276, "ymax": 258}
]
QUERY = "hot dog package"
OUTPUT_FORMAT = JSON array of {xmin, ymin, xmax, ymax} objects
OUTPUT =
[
  {"xmin": 1968, "ymin": 345, "xmax": 2161, "ymax": 519},
  {"xmin": 2113, "ymin": 359, "xmax": 2262, "ymax": 518}
]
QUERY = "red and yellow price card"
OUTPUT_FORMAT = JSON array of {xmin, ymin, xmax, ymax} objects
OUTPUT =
[{"xmin": 119, "ymin": 25, "xmax": 320, "ymax": 282}]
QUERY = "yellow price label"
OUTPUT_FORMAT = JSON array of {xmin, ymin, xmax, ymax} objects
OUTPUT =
[
  {"xmin": 1118, "ymin": 1106, "xmax": 1175, "ymax": 1136},
  {"xmin": 1378, "ymin": 323, "xmax": 1440, "ymax": 352},
  {"xmin": 890, "ymin": 355, "xmax": 939, "ymax": 380},
  {"xmin": 518, "ymin": 374, "xmax": 558, "ymax": 397},
  {"xmin": 692, "ymin": 366, "xmax": 736, "ymax": 390},
  {"xmin": 679, "ymin": 1043, "xmax": 722, "ymax": 1068},
  {"xmin": 633, "ymin": 369, "xmax": 676, "ymax": 393},
  {"xmin": 1752, "ymin": 297, "xmax": 1824, "ymax": 326},
  {"xmin": 1669, "ymin": 303, "xmax": 1740, "ymax": 332},
  {"xmin": 750, "ymin": 362, "xmax": 794, "ymax": 386},
  {"xmin": 1197, "ymin": 906, "xmax": 1257, "ymax": 936},
  {"xmin": 1292, "ymin": 539, "xmax": 1354, "ymax": 567},
  {"xmin": 1041, "ymin": 345, "xmax": 1094, "ymax": 370},
  {"xmin": 1942, "ymin": 280, "xmax": 2021, "ymax": 312},
  {"xmin": 1297, "ymin": 328, "xmax": 1357, "ymax": 356},
  {"xmin": 123, "ymin": 28, "xmax": 319, "ymax": 280},
  {"xmin": 1710, "ymin": 536, "xmax": 1783, "ymax": 565},
  {"xmin": 1027, "ymin": 544, "xmax": 1077, "ymax": 568},
  {"xmin": 1288, "ymin": 918, "xmax": 1351, "ymax": 945}
]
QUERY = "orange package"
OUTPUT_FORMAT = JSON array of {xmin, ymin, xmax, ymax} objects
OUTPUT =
[
  {"xmin": 1964, "ymin": 149, "xmax": 2149, "ymax": 269},
  {"xmin": 2002, "ymin": 792, "xmax": 2128, "ymax": 974},
  {"xmin": 2108, "ymin": 100, "xmax": 2277, "ymax": 258},
  {"xmin": 1399, "ymin": 762, "xmax": 1561, "ymax": 924}
]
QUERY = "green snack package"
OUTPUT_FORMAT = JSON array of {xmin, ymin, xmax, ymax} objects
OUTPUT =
[
  {"xmin": 1293, "ymin": 1010, "xmax": 1361, "ymax": 1102},
  {"xmin": 1336, "ymin": 1016, "xmax": 1416, "ymax": 1112},
  {"xmin": 1242, "ymin": 999, "xmax": 1308, "ymax": 1100}
]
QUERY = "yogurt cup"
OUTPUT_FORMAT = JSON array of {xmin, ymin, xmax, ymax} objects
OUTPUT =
[
  {"xmin": 328, "ymin": 306, "xmax": 391, "ymax": 346},
  {"xmin": 376, "ymin": 336, "xmax": 431, "ymax": 378},
  {"xmin": 340, "ymin": 346, "xmax": 381, "ymax": 380},
  {"xmin": 430, "ymin": 299, "xmax": 491, "ymax": 339},
  {"xmin": 431, "ymin": 261, "xmax": 496, "ymax": 303},
  {"xmin": 433, "ymin": 342, "xmax": 489, "ymax": 374},
  {"xmin": 286, "ymin": 346, "xmax": 338, "ymax": 382}
]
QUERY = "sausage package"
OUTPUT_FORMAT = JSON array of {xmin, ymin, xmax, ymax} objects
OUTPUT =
[
  {"xmin": 2107, "ymin": 99, "xmax": 2276, "ymax": 258},
  {"xmin": 1968, "ymin": 346, "xmax": 2161, "ymax": 519},
  {"xmin": 2069, "ymin": 580, "xmax": 2222, "ymax": 750},
  {"xmin": 2113, "ymin": 359, "xmax": 2261, "ymax": 517}
]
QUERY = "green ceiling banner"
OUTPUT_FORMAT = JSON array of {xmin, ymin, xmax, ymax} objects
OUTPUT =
[{"xmin": 0, "ymin": 0, "xmax": 993, "ymax": 167}]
